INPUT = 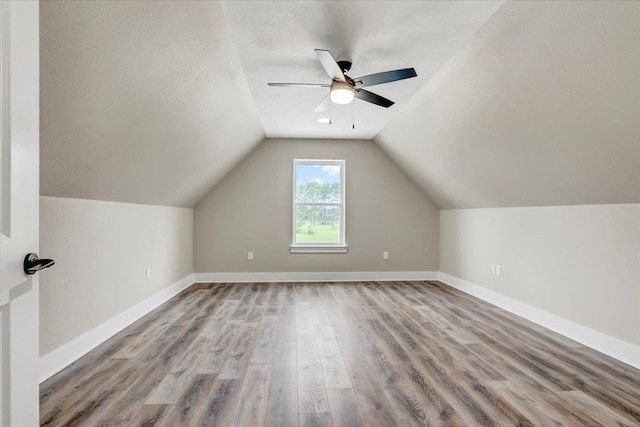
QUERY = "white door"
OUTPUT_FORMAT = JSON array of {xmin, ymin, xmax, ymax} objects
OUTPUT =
[{"xmin": 0, "ymin": 1, "xmax": 40, "ymax": 426}]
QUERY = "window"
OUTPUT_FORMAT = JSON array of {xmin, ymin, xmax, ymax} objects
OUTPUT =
[{"xmin": 291, "ymin": 159, "xmax": 347, "ymax": 253}]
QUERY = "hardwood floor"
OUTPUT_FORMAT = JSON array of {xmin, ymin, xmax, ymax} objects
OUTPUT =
[{"xmin": 40, "ymin": 281, "xmax": 640, "ymax": 426}]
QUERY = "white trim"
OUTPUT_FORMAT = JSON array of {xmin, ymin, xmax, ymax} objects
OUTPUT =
[
  {"xmin": 0, "ymin": 305, "xmax": 8, "ymax": 427},
  {"xmin": 289, "ymin": 245, "xmax": 348, "ymax": 254},
  {"xmin": 194, "ymin": 271, "xmax": 439, "ymax": 283},
  {"xmin": 38, "ymin": 274, "xmax": 195, "ymax": 383},
  {"xmin": 0, "ymin": 4, "xmax": 9, "ymax": 422},
  {"xmin": 38, "ymin": 270, "xmax": 640, "ymax": 384},
  {"xmin": 38, "ymin": 271, "xmax": 437, "ymax": 383},
  {"xmin": 0, "ymin": 0, "xmax": 10, "ymax": 240},
  {"xmin": 438, "ymin": 272, "xmax": 640, "ymax": 370}
]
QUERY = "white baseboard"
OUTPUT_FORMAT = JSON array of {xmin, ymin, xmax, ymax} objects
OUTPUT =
[
  {"xmin": 38, "ymin": 271, "xmax": 436, "ymax": 383},
  {"xmin": 39, "ymin": 270, "xmax": 639, "ymax": 384},
  {"xmin": 39, "ymin": 273, "xmax": 195, "ymax": 383},
  {"xmin": 193, "ymin": 271, "xmax": 440, "ymax": 283},
  {"xmin": 438, "ymin": 272, "xmax": 640, "ymax": 370}
]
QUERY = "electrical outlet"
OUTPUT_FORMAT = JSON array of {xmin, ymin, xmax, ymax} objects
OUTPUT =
[
  {"xmin": 491, "ymin": 264, "xmax": 496, "ymax": 275},
  {"xmin": 383, "ymin": 251, "xmax": 389, "ymax": 260},
  {"xmin": 248, "ymin": 251, "xmax": 254, "ymax": 261},
  {"xmin": 496, "ymin": 264, "xmax": 501, "ymax": 276},
  {"xmin": 146, "ymin": 267, "xmax": 151, "ymax": 279}
]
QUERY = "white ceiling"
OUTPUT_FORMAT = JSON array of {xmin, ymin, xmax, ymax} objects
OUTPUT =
[
  {"xmin": 40, "ymin": 1, "xmax": 640, "ymax": 210},
  {"xmin": 376, "ymin": 1, "xmax": 640, "ymax": 208},
  {"xmin": 40, "ymin": 1, "xmax": 264, "ymax": 207},
  {"xmin": 220, "ymin": 1, "xmax": 503, "ymax": 140}
]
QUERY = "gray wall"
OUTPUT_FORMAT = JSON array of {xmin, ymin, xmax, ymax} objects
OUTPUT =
[
  {"xmin": 40, "ymin": 196, "xmax": 193, "ymax": 356},
  {"xmin": 195, "ymin": 139, "xmax": 439, "ymax": 272},
  {"xmin": 440, "ymin": 205, "xmax": 640, "ymax": 347}
]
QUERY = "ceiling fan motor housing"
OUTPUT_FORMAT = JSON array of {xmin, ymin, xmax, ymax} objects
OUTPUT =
[{"xmin": 337, "ymin": 59, "xmax": 352, "ymax": 73}]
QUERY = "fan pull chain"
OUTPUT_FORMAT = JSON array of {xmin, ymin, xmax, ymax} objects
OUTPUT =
[{"xmin": 352, "ymin": 102, "xmax": 355, "ymax": 129}]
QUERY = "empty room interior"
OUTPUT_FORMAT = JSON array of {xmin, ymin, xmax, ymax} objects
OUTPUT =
[{"xmin": 3, "ymin": 0, "xmax": 638, "ymax": 425}]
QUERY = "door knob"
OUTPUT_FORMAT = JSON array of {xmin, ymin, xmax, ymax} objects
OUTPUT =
[{"xmin": 23, "ymin": 253, "xmax": 55, "ymax": 275}]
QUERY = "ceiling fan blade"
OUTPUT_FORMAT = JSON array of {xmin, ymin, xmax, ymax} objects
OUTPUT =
[
  {"xmin": 354, "ymin": 89, "xmax": 395, "ymax": 108},
  {"xmin": 268, "ymin": 83, "xmax": 330, "ymax": 88},
  {"xmin": 353, "ymin": 68, "xmax": 417, "ymax": 87},
  {"xmin": 315, "ymin": 49, "xmax": 346, "ymax": 82},
  {"xmin": 314, "ymin": 94, "xmax": 330, "ymax": 112}
]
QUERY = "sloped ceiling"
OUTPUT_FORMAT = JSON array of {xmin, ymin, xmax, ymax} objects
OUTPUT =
[
  {"xmin": 375, "ymin": 1, "xmax": 640, "ymax": 208},
  {"xmin": 40, "ymin": 1, "xmax": 264, "ymax": 207},
  {"xmin": 41, "ymin": 1, "xmax": 640, "ymax": 210},
  {"xmin": 220, "ymin": 1, "xmax": 503, "ymax": 140}
]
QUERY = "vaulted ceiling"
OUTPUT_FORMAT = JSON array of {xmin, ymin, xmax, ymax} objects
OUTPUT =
[
  {"xmin": 40, "ymin": 1, "xmax": 640, "ymax": 209},
  {"xmin": 375, "ymin": 1, "xmax": 640, "ymax": 208},
  {"xmin": 219, "ymin": 1, "xmax": 503, "ymax": 139},
  {"xmin": 40, "ymin": 1, "xmax": 264, "ymax": 207}
]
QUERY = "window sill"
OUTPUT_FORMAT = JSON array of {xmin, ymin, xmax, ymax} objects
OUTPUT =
[{"xmin": 289, "ymin": 245, "xmax": 348, "ymax": 254}]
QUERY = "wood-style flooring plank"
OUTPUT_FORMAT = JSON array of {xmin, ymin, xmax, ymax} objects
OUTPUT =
[
  {"xmin": 229, "ymin": 363, "xmax": 272, "ymax": 426},
  {"xmin": 559, "ymin": 390, "xmax": 639, "ymax": 427},
  {"xmin": 97, "ymin": 317, "xmax": 209, "ymax": 423},
  {"xmin": 249, "ymin": 315, "xmax": 280, "ymax": 363},
  {"xmin": 298, "ymin": 333, "xmax": 330, "ymax": 414},
  {"xmin": 265, "ymin": 342, "xmax": 298, "ymax": 427},
  {"xmin": 159, "ymin": 373, "xmax": 217, "ymax": 426},
  {"xmin": 195, "ymin": 318, "xmax": 241, "ymax": 374},
  {"xmin": 276, "ymin": 304, "xmax": 297, "ymax": 342},
  {"xmin": 194, "ymin": 378, "xmax": 241, "ymax": 426},
  {"xmin": 299, "ymin": 411, "xmax": 333, "ymax": 427},
  {"xmin": 40, "ymin": 281, "xmax": 640, "ymax": 427},
  {"xmin": 342, "ymin": 352, "xmax": 398, "ymax": 427},
  {"xmin": 326, "ymin": 388, "xmax": 366, "ymax": 427},
  {"xmin": 127, "ymin": 404, "xmax": 169, "ymax": 427},
  {"xmin": 316, "ymin": 326, "xmax": 352, "ymax": 389},
  {"xmin": 217, "ymin": 321, "xmax": 259, "ymax": 379}
]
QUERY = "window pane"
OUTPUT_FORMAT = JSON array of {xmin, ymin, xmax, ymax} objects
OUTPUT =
[
  {"xmin": 295, "ymin": 164, "xmax": 341, "ymax": 203},
  {"xmin": 295, "ymin": 205, "xmax": 341, "ymax": 243}
]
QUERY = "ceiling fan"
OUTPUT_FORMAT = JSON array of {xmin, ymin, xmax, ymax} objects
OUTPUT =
[{"xmin": 268, "ymin": 49, "xmax": 417, "ymax": 112}]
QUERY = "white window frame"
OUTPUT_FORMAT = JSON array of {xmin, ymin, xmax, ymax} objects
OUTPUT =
[{"xmin": 290, "ymin": 159, "xmax": 347, "ymax": 253}]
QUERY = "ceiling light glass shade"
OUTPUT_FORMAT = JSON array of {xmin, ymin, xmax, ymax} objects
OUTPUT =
[{"xmin": 330, "ymin": 81, "xmax": 354, "ymax": 104}]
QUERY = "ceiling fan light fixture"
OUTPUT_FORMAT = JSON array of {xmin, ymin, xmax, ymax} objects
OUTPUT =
[
  {"xmin": 267, "ymin": 49, "xmax": 416, "ymax": 110},
  {"xmin": 330, "ymin": 81, "xmax": 354, "ymax": 105}
]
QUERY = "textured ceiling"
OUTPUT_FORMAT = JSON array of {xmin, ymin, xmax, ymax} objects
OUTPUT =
[
  {"xmin": 376, "ymin": 1, "xmax": 640, "ymax": 208},
  {"xmin": 40, "ymin": 1, "xmax": 264, "ymax": 207},
  {"xmin": 40, "ymin": 1, "xmax": 640, "ymax": 210},
  {"xmin": 220, "ymin": 1, "xmax": 503, "ymax": 140}
]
